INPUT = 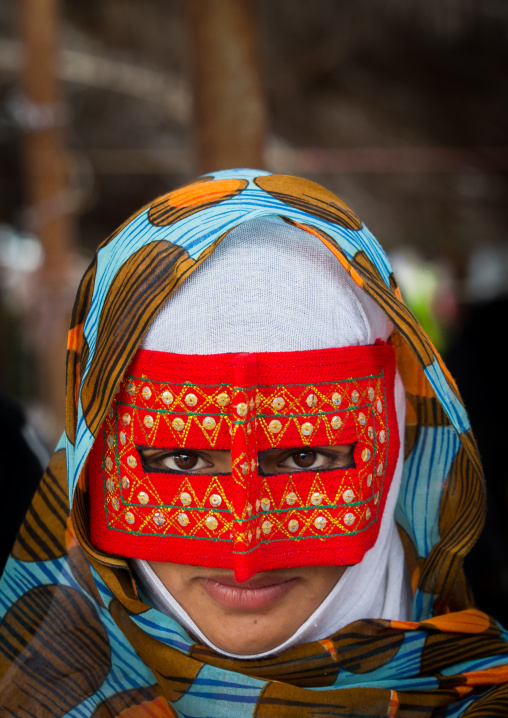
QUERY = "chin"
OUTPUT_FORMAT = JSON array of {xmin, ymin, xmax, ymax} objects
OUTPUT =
[{"xmin": 208, "ymin": 625, "xmax": 286, "ymax": 656}]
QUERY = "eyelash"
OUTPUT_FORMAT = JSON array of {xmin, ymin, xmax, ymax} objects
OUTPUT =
[
  {"xmin": 256, "ymin": 446, "xmax": 356, "ymax": 476},
  {"xmin": 139, "ymin": 449, "xmax": 232, "ymax": 475}
]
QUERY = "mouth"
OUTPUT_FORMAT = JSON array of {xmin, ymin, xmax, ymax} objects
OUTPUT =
[{"xmin": 197, "ymin": 573, "xmax": 300, "ymax": 611}]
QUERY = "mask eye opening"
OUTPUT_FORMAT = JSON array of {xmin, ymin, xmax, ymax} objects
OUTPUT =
[
  {"xmin": 257, "ymin": 443, "xmax": 357, "ymax": 477},
  {"xmin": 137, "ymin": 445, "xmax": 232, "ymax": 476}
]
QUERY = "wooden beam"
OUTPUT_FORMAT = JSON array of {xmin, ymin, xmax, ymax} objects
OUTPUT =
[
  {"xmin": 18, "ymin": 0, "xmax": 75, "ymax": 442},
  {"xmin": 186, "ymin": 0, "xmax": 267, "ymax": 173}
]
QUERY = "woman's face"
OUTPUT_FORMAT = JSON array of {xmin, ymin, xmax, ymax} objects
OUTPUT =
[
  {"xmin": 150, "ymin": 560, "xmax": 345, "ymax": 655},
  {"xmin": 144, "ymin": 444, "xmax": 353, "ymax": 655}
]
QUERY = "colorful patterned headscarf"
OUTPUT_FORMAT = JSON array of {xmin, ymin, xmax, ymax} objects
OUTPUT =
[{"xmin": 1, "ymin": 169, "xmax": 508, "ymax": 716}]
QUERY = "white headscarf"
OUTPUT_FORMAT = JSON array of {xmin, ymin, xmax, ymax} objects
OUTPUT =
[{"xmin": 132, "ymin": 216, "xmax": 411, "ymax": 659}]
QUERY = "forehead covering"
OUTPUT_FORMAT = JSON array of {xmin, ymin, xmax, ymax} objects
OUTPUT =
[{"xmin": 6, "ymin": 171, "xmax": 508, "ymax": 717}]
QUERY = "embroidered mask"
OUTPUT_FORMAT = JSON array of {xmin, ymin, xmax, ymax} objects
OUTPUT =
[{"xmin": 89, "ymin": 342, "xmax": 399, "ymax": 580}]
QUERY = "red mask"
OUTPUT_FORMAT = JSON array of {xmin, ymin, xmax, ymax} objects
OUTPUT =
[{"xmin": 89, "ymin": 342, "xmax": 399, "ymax": 581}]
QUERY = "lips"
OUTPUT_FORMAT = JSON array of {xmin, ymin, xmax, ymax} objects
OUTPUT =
[{"xmin": 198, "ymin": 574, "xmax": 299, "ymax": 611}]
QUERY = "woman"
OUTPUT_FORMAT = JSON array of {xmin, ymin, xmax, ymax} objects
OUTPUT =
[{"xmin": 1, "ymin": 169, "xmax": 507, "ymax": 716}]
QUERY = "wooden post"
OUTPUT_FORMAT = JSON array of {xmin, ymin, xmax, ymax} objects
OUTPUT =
[
  {"xmin": 18, "ymin": 0, "xmax": 75, "ymax": 443},
  {"xmin": 186, "ymin": 0, "xmax": 267, "ymax": 173}
]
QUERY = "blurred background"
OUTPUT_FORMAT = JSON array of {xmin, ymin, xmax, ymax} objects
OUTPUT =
[{"xmin": 0, "ymin": 0, "xmax": 507, "ymax": 616}]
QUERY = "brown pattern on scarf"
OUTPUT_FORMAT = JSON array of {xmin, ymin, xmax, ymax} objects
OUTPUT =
[
  {"xmin": 90, "ymin": 685, "xmax": 169, "ymax": 717},
  {"xmin": 12, "ymin": 449, "xmax": 68, "ymax": 562},
  {"xmin": 256, "ymin": 175, "xmax": 363, "ymax": 230},
  {"xmin": 80, "ymin": 241, "xmax": 194, "ymax": 437},
  {"xmin": 148, "ymin": 178, "xmax": 248, "ymax": 226},
  {"xmin": 110, "ymin": 599, "xmax": 201, "ymax": 702},
  {"xmin": 0, "ymin": 585, "xmax": 110, "ymax": 716}
]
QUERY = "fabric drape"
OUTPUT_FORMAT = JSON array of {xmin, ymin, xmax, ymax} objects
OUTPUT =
[{"xmin": 1, "ymin": 169, "xmax": 507, "ymax": 717}]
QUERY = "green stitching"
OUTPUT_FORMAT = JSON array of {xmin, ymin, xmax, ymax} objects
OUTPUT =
[
  {"xmin": 102, "ymin": 520, "xmax": 375, "ymax": 542},
  {"xmin": 124, "ymin": 372, "xmax": 382, "ymax": 390}
]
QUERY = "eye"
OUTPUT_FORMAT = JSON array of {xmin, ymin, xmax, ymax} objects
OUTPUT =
[
  {"xmin": 287, "ymin": 450, "xmax": 318, "ymax": 469},
  {"xmin": 169, "ymin": 452, "xmax": 199, "ymax": 471},
  {"xmin": 278, "ymin": 449, "xmax": 332, "ymax": 471},
  {"xmin": 141, "ymin": 449, "xmax": 212, "ymax": 473},
  {"xmin": 261, "ymin": 444, "xmax": 356, "ymax": 474}
]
